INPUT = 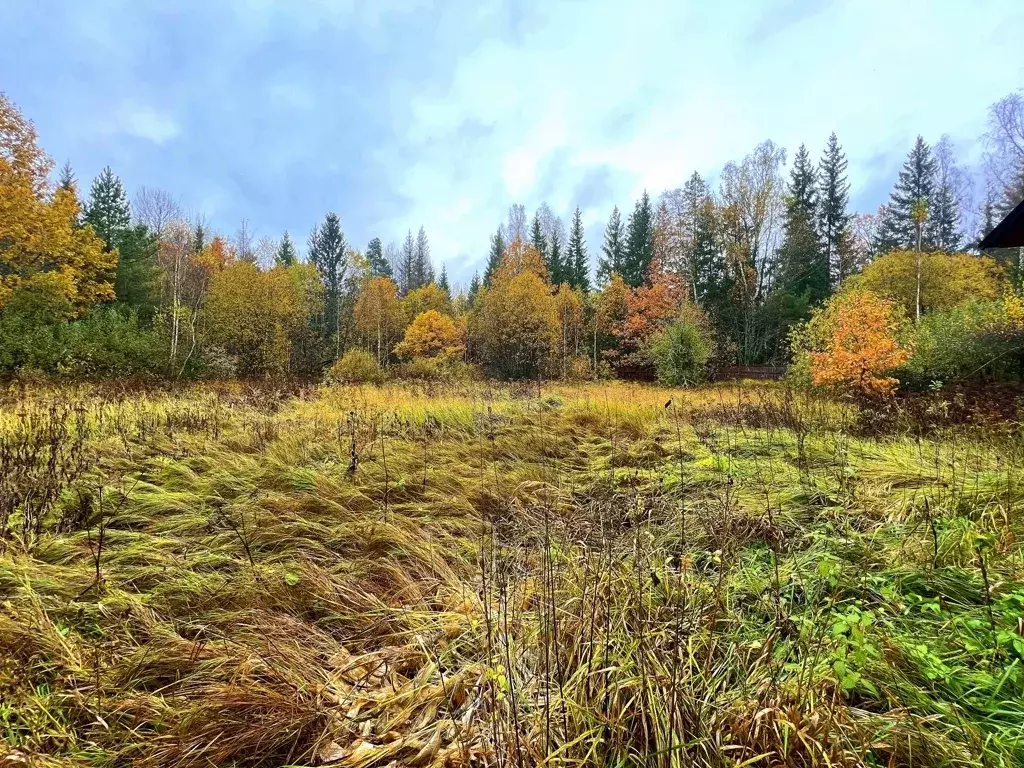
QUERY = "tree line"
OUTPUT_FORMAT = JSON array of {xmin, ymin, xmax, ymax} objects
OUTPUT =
[{"xmin": 1, "ymin": 87, "xmax": 1023, "ymax": 382}]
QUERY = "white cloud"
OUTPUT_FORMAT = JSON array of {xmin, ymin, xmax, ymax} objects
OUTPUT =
[
  {"xmin": 115, "ymin": 102, "xmax": 180, "ymax": 144},
  {"xmin": 377, "ymin": 0, "xmax": 1024, "ymax": 282}
]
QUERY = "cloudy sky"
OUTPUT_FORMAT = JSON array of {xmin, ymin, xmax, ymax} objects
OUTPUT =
[{"xmin": 3, "ymin": 0, "xmax": 1023, "ymax": 282}]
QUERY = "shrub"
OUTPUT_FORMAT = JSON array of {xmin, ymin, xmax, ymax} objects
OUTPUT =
[
  {"xmin": 394, "ymin": 310, "xmax": 465, "ymax": 361},
  {"xmin": 791, "ymin": 290, "xmax": 911, "ymax": 396},
  {"xmin": 650, "ymin": 310, "xmax": 714, "ymax": 386},
  {"xmin": 326, "ymin": 349, "xmax": 384, "ymax": 385}
]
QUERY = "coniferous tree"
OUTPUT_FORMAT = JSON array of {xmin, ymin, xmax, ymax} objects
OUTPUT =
[
  {"xmin": 113, "ymin": 225, "xmax": 161, "ymax": 321},
  {"xmin": 567, "ymin": 207, "xmax": 589, "ymax": 292},
  {"xmin": 874, "ymin": 136, "xmax": 937, "ymax": 254},
  {"xmin": 192, "ymin": 222, "xmax": 206, "ymax": 255},
  {"xmin": 622, "ymin": 190, "xmax": 654, "ymax": 287},
  {"xmin": 414, "ymin": 226, "xmax": 433, "ymax": 288},
  {"xmin": 57, "ymin": 161, "xmax": 77, "ymax": 194},
  {"xmin": 927, "ymin": 137, "xmax": 964, "ymax": 252},
  {"xmin": 530, "ymin": 212, "xmax": 547, "ymax": 259},
  {"xmin": 777, "ymin": 144, "xmax": 827, "ymax": 303},
  {"xmin": 83, "ymin": 166, "xmax": 131, "ymax": 250},
  {"xmin": 398, "ymin": 230, "xmax": 416, "ymax": 295},
  {"xmin": 468, "ymin": 272, "xmax": 481, "ymax": 305},
  {"xmin": 365, "ymin": 237, "xmax": 392, "ymax": 277},
  {"xmin": 818, "ymin": 132, "xmax": 851, "ymax": 286},
  {"xmin": 484, "ymin": 227, "xmax": 505, "ymax": 287},
  {"xmin": 680, "ymin": 172, "xmax": 724, "ymax": 306},
  {"xmin": 596, "ymin": 206, "xmax": 625, "ymax": 286},
  {"xmin": 548, "ymin": 226, "xmax": 564, "ymax": 286},
  {"xmin": 275, "ymin": 231, "xmax": 297, "ymax": 267},
  {"xmin": 308, "ymin": 212, "xmax": 348, "ymax": 357},
  {"xmin": 437, "ymin": 264, "xmax": 451, "ymax": 297}
]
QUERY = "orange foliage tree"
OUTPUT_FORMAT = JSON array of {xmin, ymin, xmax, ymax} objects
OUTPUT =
[
  {"xmin": 402, "ymin": 282, "xmax": 452, "ymax": 322},
  {"xmin": 394, "ymin": 309, "xmax": 465, "ymax": 361},
  {"xmin": 597, "ymin": 269, "xmax": 684, "ymax": 374},
  {"xmin": 0, "ymin": 93, "xmax": 113, "ymax": 318},
  {"xmin": 806, "ymin": 290, "xmax": 911, "ymax": 396}
]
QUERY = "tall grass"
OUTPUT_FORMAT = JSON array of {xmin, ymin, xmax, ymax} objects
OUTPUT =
[{"xmin": 0, "ymin": 380, "xmax": 1022, "ymax": 766}]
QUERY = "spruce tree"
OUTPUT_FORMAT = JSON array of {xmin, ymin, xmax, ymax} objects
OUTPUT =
[
  {"xmin": 365, "ymin": 236, "xmax": 392, "ymax": 277},
  {"xmin": 57, "ymin": 161, "xmax": 77, "ymax": 194},
  {"xmin": 622, "ymin": 190, "xmax": 654, "ymax": 287},
  {"xmin": 484, "ymin": 227, "xmax": 505, "ymax": 286},
  {"xmin": 777, "ymin": 144, "xmax": 827, "ymax": 303},
  {"xmin": 548, "ymin": 226, "xmax": 564, "ymax": 286},
  {"xmin": 530, "ymin": 211, "xmax": 547, "ymax": 258},
  {"xmin": 567, "ymin": 207, "xmax": 589, "ymax": 292},
  {"xmin": 83, "ymin": 166, "xmax": 131, "ymax": 250},
  {"xmin": 468, "ymin": 272, "xmax": 481, "ymax": 305},
  {"xmin": 114, "ymin": 225, "xmax": 161, "ymax": 322},
  {"xmin": 308, "ymin": 213, "xmax": 348, "ymax": 356},
  {"xmin": 873, "ymin": 136, "xmax": 937, "ymax": 254},
  {"xmin": 818, "ymin": 132, "xmax": 851, "ymax": 286},
  {"xmin": 928, "ymin": 181, "xmax": 961, "ymax": 252},
  {"xmin": 399, "ymin": 230, "xmax": 416, "ymax": 295},
  {"xmin": 437, "ymin": 264, "xmax": 451, "ymax": 297},
  {"xmin": 276, "ymin": 231, "xmax": 297, "ymax": 267},
  {"xmin": 680, "ymin": 172, "xmax": 723, "ymax": 305},
  {"xmin": 414, "ymin": 226, "xmax": 433, "ymax": 287},
  {"xmin": 596, "ymin": 206, "xmax": 625, "ymax": 286}
]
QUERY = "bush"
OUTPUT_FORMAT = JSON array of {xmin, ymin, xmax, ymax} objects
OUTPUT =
[
  {"xmin": 326, "ymin": 349, "xmax": 384, "ymax": 385},
  {"xmin": 650, "ymin": 316, "xmax": 714, "ymax": 386}
]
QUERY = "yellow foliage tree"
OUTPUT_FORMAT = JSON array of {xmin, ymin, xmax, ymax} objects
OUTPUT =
[
  {"xmin": 0, "ymin": 93, "xmax": 113, "ymax": 318},
  {"xmin": 808, "ymin": 290, "xmax": 911, "ymax": 396},
  {"xmin": 394, "ymin": 309, "xmax": 465, "ymax": 361},
  {"xmin": 402, "ymin": 282, "xmax": 452, "ymax": 322},
  {"xmin": 354, "ymin": 276, "xmax": 403, "ymax": 363},
  {"xmin": 204, "ymin": 262, "xmax": 308, "ymax": 377},
  {"xmin": 850, "ymin": 250, "xmax": 1004, "ymax": 318}
]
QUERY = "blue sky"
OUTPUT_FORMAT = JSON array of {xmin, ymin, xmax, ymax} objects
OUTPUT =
[{"xmin": 3, "ymin": 0, "xmax": 1023, "ymax": 284}]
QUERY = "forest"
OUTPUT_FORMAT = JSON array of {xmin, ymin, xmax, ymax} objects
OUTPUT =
[
  {"xmin": 2, "ymin": 89, "xmax": 1023, "ymax": 389},
  {"xmin": 4, "ymin": 83, "xmax": 1024, "ymax": 768}
]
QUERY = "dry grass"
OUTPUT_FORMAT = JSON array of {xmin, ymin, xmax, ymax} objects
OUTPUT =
[{"xmin": 0, "ymin": 379, "xmax": 1022, "ymax": 767}]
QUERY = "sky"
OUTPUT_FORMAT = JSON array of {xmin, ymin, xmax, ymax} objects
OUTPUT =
[{"xmin": 3, "ymin": 0, "xmax": 1023, "ymax": 284}]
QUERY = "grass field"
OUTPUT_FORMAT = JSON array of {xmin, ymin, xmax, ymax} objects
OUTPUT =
[{"xmin": 2, "ymin": 380, "xmax": 1024, "ymax": 767}]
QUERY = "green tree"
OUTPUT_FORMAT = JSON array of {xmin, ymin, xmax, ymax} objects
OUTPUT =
[
  {"xmin": 777, "ymin": 144, "xmax": 827, "ymax": 303},
  {"xmin": 596, "ymin": 205, "xmax": 625, "ymax": 286},
  {"xmin": 365, "ymin": 236, "xmax": 391, "ymax": 277},
  {"xmin": 818, "ymin": 132, "xmax": 852, "ymax": 284},
  {"xmin": 57, "ymin": 161, "xmax": 77, "ymax": 196},
  {"xmin": 275, "ymin": 231, "xmax": 297, "ymax": 267},
  {"xmin": 927, "ymin": 136, "xmax": 964, "ymax": 253},
  {"xmin": 398, "ymin": 229, "xmax": 416, "ymax": 295},
  {"xmin": 83, "ymin": 166, "xmax": 131, "ymax": 250},
  {"xmin": 680, "ymin": 172, "xmax": 725, "ymax": 307},
  {"xmin": 530, "ymin": 211, "xmax": 547, "ymax": 260},
  {"xmin": 308, "ymin": 212, "xmax": 348, "ymax": 358},
  {"xmin": 437, "ymin": 264, "xmax": 451, "ymax": 297},
  {"xmin": 548, "ymin": 225, "xmax": 564, "ymax": 286},
  {"xmin": 484, "ymin": 227, "xmax": 505, "ymax": 287},
  {"xmin": 622, "ymin": 191, "xmax": 654, "ymax": 287},
  {"xmin": 113, "ymin": 224, "xmax": 160, "ymax": 321},
  {"xmin": 414, "ymin": 226, "xmax": 433, "ymax": 288},
  {"xmin": 468, "ymin": 272, "xmax": 481, "ymax": 305},
  {"xmin": 567, "ymin": 207, "xmax": 589, "ymax": 293},
  {"xmin": 874, "ymin": 136, "xmax": 937, "ymax": 254}
]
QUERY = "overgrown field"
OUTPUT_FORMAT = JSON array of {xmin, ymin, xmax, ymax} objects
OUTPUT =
[{"xmin": 2, "ymin": 381, "xmax": 1024, "ymax": 767}]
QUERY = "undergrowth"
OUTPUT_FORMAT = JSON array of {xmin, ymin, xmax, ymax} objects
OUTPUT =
[{"xmin": 1, "ymin": 380, "xmax": 1023, "ymax": 767}]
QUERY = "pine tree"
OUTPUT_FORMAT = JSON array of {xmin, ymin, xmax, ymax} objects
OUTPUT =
[
  {"xmin": 437, "ymin": 264, "xmax": 451, "ymax": 297},
  {"xmin": 548, "ymin": 226, "xmax": 564, "ymax": 286},
  {"xmin": 622, "ymin": 190, "xmax": 654, "ymax": 287},
  {"xmin": 414, "ymin": 226, "xmax": 433, "ymax": 288},
  {"xmin": 567, "ymin": 207, "xmax": 589, "ymax": 292},
  {"xmin": 596, "ymin": 206, "xmax": 625, "ymax": 286},
  {"xmin": 777, "ymin": 144, "xmax": 827, "ymax": 303},
  {"xmin": 530, "ymin": 212, "xmax": 547, "ymax": 259},
  {"xmin": 874, "ymin": 136, "xmax": 937, "ymax": 254},
  {"xmin": 399, "ymin": 230, "xmax": 416, "ymax": 295},
  {"xmin": 365, "ymin": 236, "xmax": 392, "ymax": 277},
  {"xmin": 83, "ymin": 166, "xmax": 131, "ymax": 250},
  {"xmin": 484, "ymin": 227, "xmax": 505, "ymax": 287},
  {"xmin": 276, "ymin": 231, "xmax": 297, "ymax": 267},
  {"xmin": 308, "ymin": 213, "xmax": 348, "ymax": 356},
  {"xmin": 818, "ymin": 132, "xmax": 851, "ymax": 286}
]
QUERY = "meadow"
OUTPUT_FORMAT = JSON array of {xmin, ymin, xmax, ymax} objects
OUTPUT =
[{"xmin": 1, "ymin": 380, "xmax": 1024, "ymax": 768}]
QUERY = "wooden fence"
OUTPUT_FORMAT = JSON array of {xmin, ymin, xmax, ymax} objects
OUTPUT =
[{"xmin": 713, "ymin": 365, "xmax": 786, "ymax": 381}]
